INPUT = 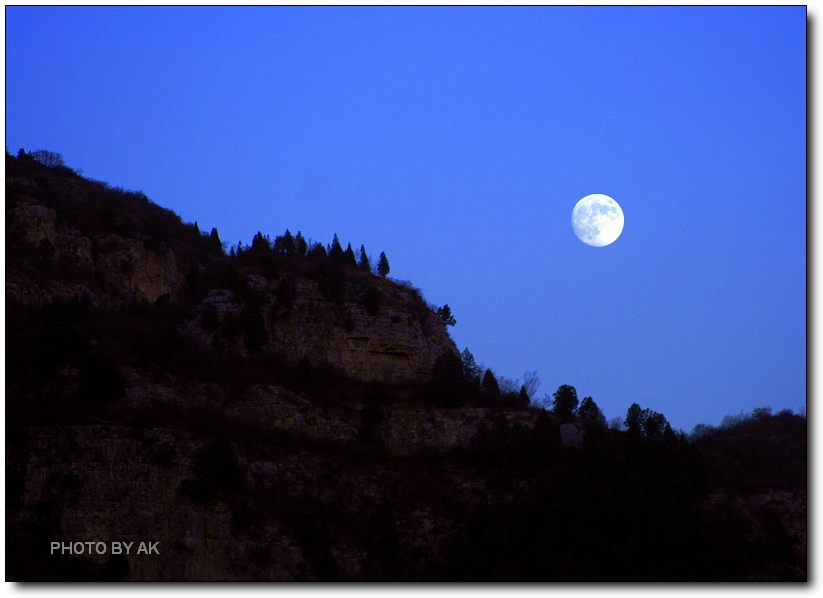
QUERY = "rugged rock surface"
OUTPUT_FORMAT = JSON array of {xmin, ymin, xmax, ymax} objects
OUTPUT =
[
  {"xmin": 382, "ymin": 405, "xmax": 539, "ymax": 456},
  {"xmin": 8, "ymin": 425, "xmax": 341, "ymax": 580},
  {"xmin": 6, "ymin": 197, "xmax": 181, "ymax": 308},
  {"xmin": 185, "ymin": 277, "xmax": 456, "ymax": 385},
  {"xmin": 5, "ymin": 155, "xmax": 456, "ymax": 385},
  {"xmin": 5, "ymin": 418, "xmax": 489, "ymax": 581},
  {"xmin": 4, "ymin": 155, "xmax": 526, "ymax": 580},
  {"xmin": 124, "ymin": 370, "xmax": 548, "ymax": 457}
]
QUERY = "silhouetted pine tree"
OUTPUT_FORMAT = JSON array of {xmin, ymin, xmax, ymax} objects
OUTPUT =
[
  {"xmin": 552, "ymin": 385, "xmax": 579, "ymax": 421},
  {"xmin": 344, "ymin": 243, "xmax": 357, "ymax": 268},
  {"xmin": 625, "ymin": 403, "xmax": 644, "ymax": 441},
  {"xmin": 460, "ymin": 348, "xmax": 482, "ymax": 387},
  {"xmin": 251, "ymin": 232, "xmax": 271, "ymax": 254},
  {"xmin": 437, "ymin": 304, "xmax": 456, "ymax": 327},
  {"xmin": 432, "ymin": 349, "xmax": 464, "ymax": 383},
  {"xmin": 642, "ymin": 409, "xmax": 669, "ymax": 440},
  {"xmin": 377, "ymin": 252, "xmax": 390, "ymax": 278},
  {"xmin": 207, "ymin": 227, "xmax": 224, "ymax": 256},
  {"xmin": 577, "ymin": 396, "xmax": 607, "ymax": 428},
  {"xmin": 277, "ymin": 229, "xmax": 296, "ymax": 255},
  {"xmin": 431, "ymin": 349, "xmax": 468, "ymax": 407},
  {"xmin": 329, "ymin": 234, "xmax": 345, "ymax": 264},
  {"xmin": 309, "ymin": 242, "xmax": 328, "ymax": 260},
  {"xmin": 481, "ymin": 369, "xmax": 501, "ymax": 399},
  {"xmin": 295, "ymin": 231, "xmax": 307, "ymax": 256},
  {"xmin": 358, "ymin": 245, "xmax": 371, "ymax": 273}
]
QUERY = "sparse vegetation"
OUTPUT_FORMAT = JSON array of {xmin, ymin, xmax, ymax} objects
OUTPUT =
[
  {"xmin": 29, "ymin": 149, "xmax": 66, "ymax": 168},
  {"xmin": 552, "ymin": 384, "xmax": 579, "ymax": 422},
  {"xmin": 377, "ymin": 251, "xmax": 390, "ymax": 278},
  {"xmin": 436, "ymin": 304, "xmax": 456, "ymax": 327}
]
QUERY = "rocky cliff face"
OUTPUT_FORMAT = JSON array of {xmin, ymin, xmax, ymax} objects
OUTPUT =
[
  {"xmin": 6, "ymin": 190, "xmax": 182, "ymax": 309},
  {"xmin": 6, "ymin": 359, "xmax": 546, "ymax": 580},
  {"xmin": 5, "ymin": 415, "xmax": 502, "ymax": 581},
  {"xmin": 126, "ymin": 371, "xmax": 542, "ymax": 458},
  {"xmin": 4, "ymin": 156, "xmax": 511, "ymax": 580},
  {"xmin": 5, "ymin": 156, "xmax": 456, "ymax": 386},
  {"xmin": 7, "ymin": 424, "xmax": 325, "ymax": 580},
  {"xmin": 186, "ymin": 276, "xmax": 456, "ymax": 385}
]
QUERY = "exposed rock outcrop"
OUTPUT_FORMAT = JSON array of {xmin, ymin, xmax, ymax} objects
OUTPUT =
[
  {"xmin": 7, "ymin": 197, "xmax": 181, "ymax": 308},
  {"xmin": 6, "ymin": 421, "xmax": 479, "ymax": 580},
  {"xmin": 93, "ymin": 236, "xmax": 181, "ymax": 305},
  {"xmin": 6, "ymin": 159, "xmax": 455, "ymax": 386},
  {"xmin": 7, "ymin": 426, "xmax": 331, "ymax": 580},
  {"xmin": 123, "ymin": 372, "xmax": 541, "ymax": 456},
  {"xmin": 382, "ymin": 405, "xmax": 539, "ymax": 456},
  {"xmin": 186, "ymin": 277, "xmax": 456, "ymax": 385}
]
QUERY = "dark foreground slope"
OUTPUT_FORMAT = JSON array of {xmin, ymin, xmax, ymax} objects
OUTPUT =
[{"xmin": 5, "ymin": 154, "xmax": 806, "ymax": 581}]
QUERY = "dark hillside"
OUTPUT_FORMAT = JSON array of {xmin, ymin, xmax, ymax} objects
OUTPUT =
[
  {"xmin": 5, "ymin": 152, "xmax": 806, "ymax": 581},
  {"xmin": 689, "ymin": 412, "xmax": 807, "ymax": 581},
  {"xmin": 695, "ymin": 410, "xmax": 806, "ymax": 495}
]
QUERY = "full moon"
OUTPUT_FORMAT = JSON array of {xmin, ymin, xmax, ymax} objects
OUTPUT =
[{"xmin": 571, "ymin": 194, "xmax": 624, "ymax": 247}]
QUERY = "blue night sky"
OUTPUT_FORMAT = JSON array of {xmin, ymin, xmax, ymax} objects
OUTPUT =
[{"xmin": 5, "ymin": 6, "xmax": 806, "ymax": 433}]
